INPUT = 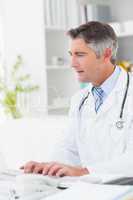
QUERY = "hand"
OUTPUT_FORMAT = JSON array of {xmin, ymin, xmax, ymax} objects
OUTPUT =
[
  {"xmin": 21, "ymin": 161, "xmax": 89, "ymax": 177},
  {"xmin": 21, "ymin": 161, "xmax": 45, "ymax": 174},
  {"xmin": 41, "ymin": 162, "xmax": 89, "ymax": 177}
]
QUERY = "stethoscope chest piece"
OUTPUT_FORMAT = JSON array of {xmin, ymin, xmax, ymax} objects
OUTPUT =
[{"xmin": 116, "ymin": 120, "xmax": 124, "ymax": 130}]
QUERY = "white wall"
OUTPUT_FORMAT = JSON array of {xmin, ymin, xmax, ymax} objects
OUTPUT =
[{"xmin": 2, "ymin": 0, "xmax": 47, "ymax": 117}]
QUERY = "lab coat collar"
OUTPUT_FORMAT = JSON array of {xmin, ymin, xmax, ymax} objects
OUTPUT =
[{"xmin": 95, "ymin": 67, "xmax": 128, "ymax": 118}]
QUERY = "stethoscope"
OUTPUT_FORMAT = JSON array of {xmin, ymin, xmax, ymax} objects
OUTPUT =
[{"xmin": 79, "ymin": 72, "xmax": 130, "ymax": 130}]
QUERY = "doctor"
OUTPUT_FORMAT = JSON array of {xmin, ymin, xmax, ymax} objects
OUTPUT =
[{"xmin": 23, "ymin": 21, "xmax": 133, "ymax": 177}]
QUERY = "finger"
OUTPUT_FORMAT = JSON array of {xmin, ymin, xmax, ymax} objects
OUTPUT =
[
  {"xmin": 42, "ymin": 162, "xmax": 57, "ymax": 175},
  {"xmin": 55, "ymin": 168, "xmax": 67, "ymax": 177},
  {"xmin": 33, "ymin": 164, "xmax": 44, "ymax": 174},
  {"xmin": 23, "ymin": 161, "xmax": 39, "ymax": 173},
  {"xmin": 48, "ymin": 164, "xmax": 63, "ymax": 176}
]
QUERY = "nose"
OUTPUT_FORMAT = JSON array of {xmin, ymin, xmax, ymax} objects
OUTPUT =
[{"xmin": 70, "ymin": 55, "xmax": 79, "ymax": 69}]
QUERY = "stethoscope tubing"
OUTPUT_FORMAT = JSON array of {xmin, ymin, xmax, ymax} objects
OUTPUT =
[
  {"xmin": 79, "ymin": 72, "xmax": 130, "ymax": 122},
  {"xmin": 119, "ymin": 72, "xmax": 129, "ymax": 119}
]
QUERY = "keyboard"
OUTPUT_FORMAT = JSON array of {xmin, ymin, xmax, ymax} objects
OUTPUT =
[{"xmin": 104, "ymin": 177, "xmax": 133, "ymax": 185}]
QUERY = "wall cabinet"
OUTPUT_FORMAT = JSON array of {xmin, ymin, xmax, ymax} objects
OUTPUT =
[{"xmin": 44, "ymin": 0, "xmax": 80, "ymax": 115}]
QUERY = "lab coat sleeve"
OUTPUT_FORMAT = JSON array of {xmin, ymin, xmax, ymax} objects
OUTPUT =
[
  {"xmin": 47, "ymin": 92, "xmax": 82, "ymax": 166},
  {"xmin": 87, "ymin": 118, "xmax": 133, "ymax": 176}
]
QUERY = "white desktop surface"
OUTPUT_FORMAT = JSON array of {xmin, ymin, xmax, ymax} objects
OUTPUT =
[
  {"xmin": 0, "ymin": 171, "xmax": 133, "ymax": 200},
  {"xmin": 44, "ymin": 182, "xmax": 133, "ymax": 200}
]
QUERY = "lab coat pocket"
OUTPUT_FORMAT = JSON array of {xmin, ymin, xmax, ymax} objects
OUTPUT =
[
  {"xmin": 109, "ymin": 117, "xmax": 127, "ymax": 144},
  {"xmin": 108, "ymin": 122, "xmax": 127, "ymax": 156}
]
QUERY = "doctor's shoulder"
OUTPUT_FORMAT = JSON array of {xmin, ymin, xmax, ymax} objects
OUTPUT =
[
  {"xmin": 128, "ymin": 72, "xmax": 133, "ymax": 100},
  {"xmin": 129, "ymin": 72, "xmax": 133, "ymax": 88},
  {"xmin": 127, "ymin": 72, "xmax": 133, "ymax": 93}
]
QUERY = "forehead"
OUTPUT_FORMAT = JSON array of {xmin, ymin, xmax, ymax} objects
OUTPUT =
[{"xmin": 69, "ymin": 38, "xmax": 90, "ymax": 52}]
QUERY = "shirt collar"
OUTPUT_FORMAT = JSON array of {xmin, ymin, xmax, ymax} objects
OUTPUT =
[{"xmin": 100, "ymin": 65, "xmax": 121, "ymax": 97}]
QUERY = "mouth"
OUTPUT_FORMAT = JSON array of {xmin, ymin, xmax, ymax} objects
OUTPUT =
[{"xmin": 77, "ymin": 70, "xmax": 84, "ymax": 73}]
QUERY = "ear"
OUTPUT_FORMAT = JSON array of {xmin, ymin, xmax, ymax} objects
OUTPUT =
[{"xmin": 103, "ymin": 48, "xmax": 112, "ymax": 63}]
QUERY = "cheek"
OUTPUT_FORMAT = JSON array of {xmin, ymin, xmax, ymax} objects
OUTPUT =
[
  {"xmin": 80, "ymin": 58, "xmax": 90, "ymax": 68},
  {"xmin": 77, "ymin": 57, "xmax": 84, "ymax": 64},
  {"xmin": 83, "ymin": 59, "xmax": 95, "ymax": 71}
]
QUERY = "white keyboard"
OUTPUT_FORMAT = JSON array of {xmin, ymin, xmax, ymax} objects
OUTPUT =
[
  {"xmin": 0, "ymin": 170, "xmax": 60, "ymax": 200},
  {"xmin": 14, "ymin": 173, "xmax": 62, "ymax": 199},
  {"xmin": 0, "ymin": 168, "xmax": 23, "ymax": 176}
]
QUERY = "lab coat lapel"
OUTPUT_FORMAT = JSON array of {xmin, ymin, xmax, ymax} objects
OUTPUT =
[{"xmin": 96, "ymin": 68, "xmax": 127, "ymax": 119}]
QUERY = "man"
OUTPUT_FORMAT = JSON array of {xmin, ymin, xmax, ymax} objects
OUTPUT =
[{"xmin": 22, "ymin": 21, "xmax": 133, "ymax": 177}]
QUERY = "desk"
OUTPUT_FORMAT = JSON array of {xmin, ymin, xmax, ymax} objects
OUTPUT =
[{"xmin": 1, "ymin": 170, "xmax": 133, "ymax": 200}]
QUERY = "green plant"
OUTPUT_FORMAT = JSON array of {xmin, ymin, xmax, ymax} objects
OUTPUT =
[{"xmin": 0, "ymin": 55, "xmax": 39, "ymax": 118}]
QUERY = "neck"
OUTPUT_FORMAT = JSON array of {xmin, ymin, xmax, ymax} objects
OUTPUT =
[{"xmin": 93, "ymin": 64, "xmax": 115, "ymax": 87}]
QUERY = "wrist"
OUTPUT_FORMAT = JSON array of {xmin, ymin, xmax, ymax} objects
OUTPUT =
[
  {"xmin": 81, "ymin": 167, "xmax": 89, "ymax": 175},
  {"xmin": 79, "ymin": 168, "xmax": 89, "ymax": 176}
]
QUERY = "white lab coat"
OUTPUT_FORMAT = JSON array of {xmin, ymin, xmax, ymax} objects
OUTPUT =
[{"xmin": 51, "ymin": 68, "xmax": 133, "ymax": 176}]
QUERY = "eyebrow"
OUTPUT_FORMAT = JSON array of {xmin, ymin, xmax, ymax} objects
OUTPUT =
[{"xmin": 68, "ymin": 51, "xmax": 88, "ymax": 55}]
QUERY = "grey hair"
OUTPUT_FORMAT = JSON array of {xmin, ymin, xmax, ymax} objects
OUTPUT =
[
  {"xmin": 79, "ymin": 34, "xmax": 118, "ymax": 63},
  {"xmin": 90, "ymin": 38, "xmax": 118, "ymax": 62},
  {"xmin": 67, "ymin": 21, "xmax": 118, "ymax": 64}
]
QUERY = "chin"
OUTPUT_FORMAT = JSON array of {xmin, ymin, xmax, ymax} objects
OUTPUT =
[
  {"xmin": 77, "ymin": 74, "xmax": 89, "ymax": 83},
  {"xmin": 77, "ymin": 76, "xmax": 84, "ymax": 82},
  {"xmin": 78, "ymin": 77, "xmax": 88, "ymax": 83}
]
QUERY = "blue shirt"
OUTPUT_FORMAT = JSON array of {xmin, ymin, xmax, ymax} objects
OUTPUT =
[
  {"xmin": 92, "ymin": 66, "xmax": 121, "ymax": 112},
  {"xmin": 100, "ymin": 66, "xmax": 121, "ymax": 101}
]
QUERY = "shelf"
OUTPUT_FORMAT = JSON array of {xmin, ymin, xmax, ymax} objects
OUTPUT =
[
  {"xmin": 45, "ymin": 26, "xmax": 67, "ymax": 32},
  {"xmin": 109, "ymin": 21, "xmax": 133, "ymax": 38},
  {"xmin": 78, "ymin": 0, "xmax": 111, "ymax": 6},
  {"xmin": 118, "ymin": 33, "xmax": 133, "ymax": 38},
  {"xmin": 48, "ymin": 105, "xmax": 69, "ymax": 111},
  {"xmin": 46, "ymin": 65, "xmax": 70, "ymax": 70}
]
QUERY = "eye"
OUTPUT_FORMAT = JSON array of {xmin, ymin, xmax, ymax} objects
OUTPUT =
[{"xmin": 77, "ymin": 53, "xmax": 86, "ymax": 57}]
